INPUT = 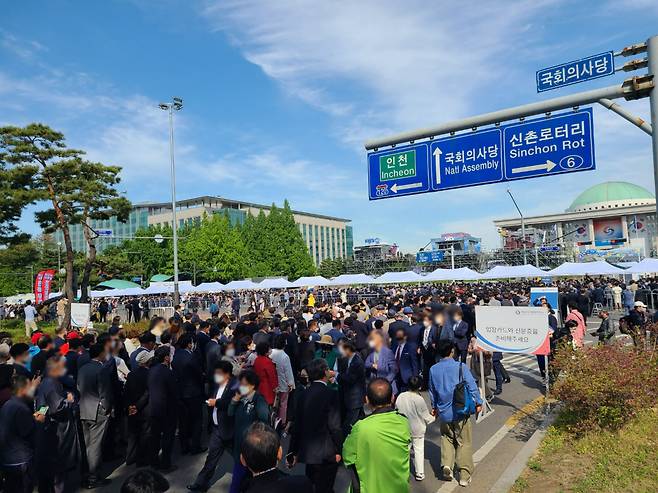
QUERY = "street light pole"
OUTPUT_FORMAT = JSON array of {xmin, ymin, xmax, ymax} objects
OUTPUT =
[
  {"xmin": 507, "ymin": 189, "xmax": 527, "ymax": 264},
  {"xmin": 647, "ymin": 35, "xmax": 658, "ymax": 236},
  {"xmin": 159, "ymin": 97, "xmax": 183, "ymax": 306}
]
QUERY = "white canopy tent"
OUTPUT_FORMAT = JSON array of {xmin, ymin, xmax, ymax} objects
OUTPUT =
[
  {"xmin": 257, "ymin": 278, "xmax": 294, "ymax": 289},
  {"xmin": 192, "ymin": 281, "xmax": 225, "ymax": 292},
  {"xmin": 372, "ymin": 271, "xmax": 424, "ymax": 284},
  {"xmin": 547, "ymin": 261, "xmax": 627, "ymax": 276},
  {"xmin": 624, "ymin": 258, "xmax": 658, "ymax": 274},
  {"xmin": 480, "ymin": 264, "xmax": 547, "ymax": 279},
  {"xmin": 424, "ymin": 267, "xmax": 482, "ymax": 281},
  {"xmin": 329, "ymin": 274, "xmax": 375, "ymax": 285},
  {"xmin": 290, "ymin": 276, "xmax": 331, "ymax": 287},
  {"xmin": 223, "ymin": 279, "xmax": 260, "ymax": 290}
]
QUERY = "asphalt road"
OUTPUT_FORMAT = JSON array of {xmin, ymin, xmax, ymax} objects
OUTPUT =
[{"xmin": 97, "ymin": 314, "xmax": 620, "ymax": 492}]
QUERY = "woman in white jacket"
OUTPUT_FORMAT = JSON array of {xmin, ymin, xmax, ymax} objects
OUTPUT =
[{"xmin": 395, "ymin": 375, "xmax": 435, "ymax": 480}]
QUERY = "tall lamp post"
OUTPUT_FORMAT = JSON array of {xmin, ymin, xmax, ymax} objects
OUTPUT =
[
  {"xmin": 159, "ymin": 97, "xmax": 183, "ymax": 305},
  {"xmin": 507, "ymin": 189, "xmax": 527, "ymax": 264}
]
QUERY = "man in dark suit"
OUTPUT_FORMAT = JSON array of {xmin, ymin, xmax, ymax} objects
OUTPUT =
[
  {"xmin": 187, "ymin": 360, "xmax": 237, "ymax": 492},
  {"xmin": 196, "ymin": 321, "xmax": 211, "ymax": 370},
  {"xmin": 392, "ymin": 327, "xmax": 419, "ymax": 393},
  {"xmin": 147, "ymin": 346, "xmax": 178, "ymax": 472},
  {"xmin": 9, "ymin": 343, "xmax": 32, "ymax": 379},
  {"xmin": 419, "ymin": 315, "xmax": 439, "ymax": 390},
  {"xmin": 172, "ymin": 333, "xmax": 205, "ymax": 455},
  {"xmin": 64, "ymin": 338, "xmax": 83, "ymax": 381},
  {"xmin": 388, "ymin": 311, "xmax": 410, "ymax": 347},
  {"xmin": 344, "ymin": 316, "xmax": 369, "ymax": 358},
  {"xmin": 30, "ymin": 336, "xmax": 55, "ymax": 377},
  {"xmin": 130, "ymin": 332, "xmax": 156, "ymax": 371},
  {"xmin": 204, "ymin": 326, "xmax": 223, "ymax": 385},
  {"xmin": 77, "ymin": 342, "xmax": 113, "ymax": 488},
  {"xmin": 289, "ymin": 358, "xmax": 343, "ymax": 493},
  {"xmin": 336, "ymin": 339, "xmax": 365, "ymax": 436},
  {"xmin": 125, "ymin": 349, "xmax": 152, "ymax": 467},
  {"xmin": 242, "ymin": 423, "xmax": 313, "ymax": 493}
]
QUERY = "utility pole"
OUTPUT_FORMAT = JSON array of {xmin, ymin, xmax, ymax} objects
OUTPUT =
[
  {"xmin": 507, "ymin": 189, "xmax": 527, "ymax": 264},
  {"xmin": 450, "ymin": 244, "xmax": 455, "ymax": 270},
  {"xmin": 159, "ymin": 97, "xmax": 183, "ymax": 306},
  {"xmin": 647, "ymin": 35, "xmax": 658, "ymax": 233}
]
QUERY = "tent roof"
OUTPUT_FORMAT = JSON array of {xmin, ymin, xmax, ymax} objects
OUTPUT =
[
  {"xmin": 290, "ymin": 276, "xmax": 331, "ymax": 287},
  {"xmin": 625, "ymin": 258, "xmax": 658, "ymax": 274},
  {"xmin": 547, "ymin": 261, "xmax": 626, "ymax": 276},
  {"xmin": 257, "ymin": 278, "xmax": 294, "ymax": 289},
  {"xmin": 329, "ymin": 274, "xmax": 375, "ymax": 285},
  {"xmin": 96, "ymin": 279, "xmax": 141, "ymax": 289},
  {"xmin": 223, "ymin": 279, "xmax": 260, "ymax": 290},
  {"xmin": 480, "ymin": 264, "xmax": 546, "ymax": 279},
  {"xmin": 372, "ymin": 271, "xmax": 423, "ymax": 284},
  {"xmin": 150, "ymin": 274, "xmax": 173, "ymax": 282}
]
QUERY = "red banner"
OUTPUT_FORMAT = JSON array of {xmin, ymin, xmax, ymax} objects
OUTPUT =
[{"xmin": 34, "ymin": 269, "xmax": 56, "ymax": 305}]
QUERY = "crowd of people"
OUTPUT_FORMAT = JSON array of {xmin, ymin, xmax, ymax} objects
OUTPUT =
[{"xmin": 0, "ymin": 276, "xmax": 655, "ymax": 492}]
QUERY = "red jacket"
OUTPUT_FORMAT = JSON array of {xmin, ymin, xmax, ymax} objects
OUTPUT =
[{"xmin": 253, "ymin": 355, "xmax": 278, "ymax": 406}]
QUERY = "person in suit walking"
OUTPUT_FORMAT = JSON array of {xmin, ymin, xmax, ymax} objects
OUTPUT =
[
  {"xmin": 419, "ymin": 313, "xmax": 438, "ymax": 390},
  {"xmin": 204, "ymin": 326, "xmax": 223, "ymax": 384},
  {"xmin": 187, "ymin": 360, "xmax": 237, "ymax": 492},
  {"xmin": 392, "ymin": 327, "xmax": 419, "ymax": 393},
  {"xmin": 130, "ymin": 332, "xmax": 156, "ymax": 371},
  {"xmin": 77, "ymin": 342, "xmax": 113, "ymax": 489},
  {"xmin": 344, "ymin": 316, "xmax": 370, "ymax": 359},
  {"xmin": 289, "ymin": 358, "xmax": 343, "ymax": 493},
  {"xmin": 124, "ymin": 349, "xmax": 153, "ymax": 467},
  {"xmin": 364, "ymin": 330, "xmax": 398, "ymax": 395},
  {"xmin": 336, "ymin": 338, "xmax": 365, "ymax": 436},
  {"xmin": 172, "ymin": 333, "xmax": 206, "ymax": 455},
  {"xmin": 147, "ymin": 346, "xmax": 179, "ymax": 473},
  {"xmin": 452, "ymin": 309, "xmax": 471, "ymax": 363}
]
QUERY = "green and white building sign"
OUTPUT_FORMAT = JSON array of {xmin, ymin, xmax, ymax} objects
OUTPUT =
[{"xmin": 379, "ymin": 150, "xmax": 417, "ymax": 181}]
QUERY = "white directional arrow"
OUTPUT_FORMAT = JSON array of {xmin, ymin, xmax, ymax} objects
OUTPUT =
[
  {"xmin": 511, "ymin": 160, "xmax": 557, "ymax": 174},
  {"xmin": 391, "ymin": 182, "xmax": 423, "ymax": 193},
  {"xmin": 433, "ymin": 147, "xmax": 442, "ymax": 185}
]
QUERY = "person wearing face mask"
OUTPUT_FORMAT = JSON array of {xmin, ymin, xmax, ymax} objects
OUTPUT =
[
  {"xmin": 0, "ymin": 374, "xmax": 45, "ymax": 492},
  {"xmin": 221, "ymin": 341, "xmax": 241, "ymax": 376},
  {"xmin": 365, "ymin": 330, "xmax": 398, "ymax": 395},
  {"xmin": 10, "ymin": 343, "xmax": 33, "ymax": 379},
  {"xmin": 34, "ymin": 354, "xmax": 81, "ymax": 492},
  {"xmin": 228, "ymin": 370, "xmax": 270, "ymax": 493},
  {"xmin": 393, "ymin": 328, "xmax": 419, "ymax": 393},
  {"xmin": 452, "ymin": 308, "xmax": 471, "ymax": 363},
  {"xmin": 419, "ymin": 313, "xmax": 438, "ymax": 391},
  {"xmin": 147, "ymin": 346, "xmax": 178, "ymax": 473},
  {"xmin": 77, "ymin": 342, "xmax": 114, "ymax": 488},
  {"xmin": 187, "ymin": 361, "xmax": 237, "ymax": 492},
  {"xmin": 172, "ymin": 333, "xmax": 206, "ymax": 456},
  {"xmin": 336, "ymin": 338, "xmax": 365, "ymax": 436},
  {"xmin": 252, "ymin": 342, "xmax": 279, "ymax": 407}
]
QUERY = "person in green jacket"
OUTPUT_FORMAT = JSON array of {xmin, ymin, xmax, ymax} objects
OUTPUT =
[{"xmin": 343, "ymin": 378, "xmax": 410, "ymax": 493}]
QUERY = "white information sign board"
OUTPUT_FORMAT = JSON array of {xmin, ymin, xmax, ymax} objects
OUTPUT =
[
  {"xmin": 70, "ymin": 302, "xmax": 91, "ymax": 328},
  {"xmin": 475, "ymin": 306, "xmax": 550, "ymax": 355}
]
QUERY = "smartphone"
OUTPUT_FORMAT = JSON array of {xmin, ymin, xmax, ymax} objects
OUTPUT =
[
  {"xmin": 38, "ymin": 405, "xmax": 49, "ymax": 414},
  {"xmin": 285, "ymin": 452, "xmax": 295, "ymax": 467}
]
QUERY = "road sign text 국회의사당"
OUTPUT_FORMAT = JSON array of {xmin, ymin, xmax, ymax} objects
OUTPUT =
[{"xmin": 367, "ymin": 108, "xmax": 595, "ymax": 200}]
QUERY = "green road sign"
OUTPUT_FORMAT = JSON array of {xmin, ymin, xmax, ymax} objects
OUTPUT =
[{"xmin": 379, "ymin": 149, "xmax": 416, "ymax": 182}]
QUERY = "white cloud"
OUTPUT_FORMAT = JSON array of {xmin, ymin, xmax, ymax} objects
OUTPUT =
[
  {"xmin": 201, "ymin": 0, "xmax": 558, "ymax": 147},
  {"xmin": 0, "ymin": 30, "xmax": 47, "ymax": 60}
]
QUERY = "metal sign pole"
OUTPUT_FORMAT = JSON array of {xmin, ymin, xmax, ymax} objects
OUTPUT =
[
  {"xmin": 647, "ymin": 35, "xmax": 658, "ymax": 230},
  {"xmin": 477, "ymin": 350, "xmax": 494, "ymax": 423},
  {"xmin": 544, "ymin": 354, "xmax": 550, "ymax": 414}
]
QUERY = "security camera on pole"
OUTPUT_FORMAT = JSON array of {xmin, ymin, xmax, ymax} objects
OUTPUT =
[{"xmin": 159, "ymin": 97, "xmax": 183, "ymax": 306}]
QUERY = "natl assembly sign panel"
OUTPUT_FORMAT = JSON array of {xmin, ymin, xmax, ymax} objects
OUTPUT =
[
  {"xmin": 367, "ymin": 108, "xmax": 594, "ymax": 200},
  {"xmin": 474, "ymin": 306, "xmax": 550, "ymax": 355}
]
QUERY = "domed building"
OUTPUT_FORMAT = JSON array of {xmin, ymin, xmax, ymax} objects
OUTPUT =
[{"xmin": 494, "ymin": 181, "xmax": 657, "ymax": 259}]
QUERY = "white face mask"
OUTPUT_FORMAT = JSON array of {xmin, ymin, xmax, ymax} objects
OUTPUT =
[
  {"xmin": 423, "ymin": 321, "xmax": 432, "ymax": 328},
  {"xmin": 225, "ymin": 348, "xmax": 236, "ymax": 358},
  {"xmin": 338, "ymin": 348, "xmax": 347, "ymax": 357},
  {"xmin": 368, "ymin": 340, "xmax": 376, "ymax": 349},
  {"xmin": 25, "ymin": 387, "xmax": 36, "ymax": 399},
  {"xmin": 238, "ymin": 385, "xmax": 251, "ymax": 396},
  {"xmin": 214, "ymin": 374, "xmax": 225, "ymax": 384}
]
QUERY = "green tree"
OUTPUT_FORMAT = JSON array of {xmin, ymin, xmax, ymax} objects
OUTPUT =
[
  {"xmin": 241, "ymin": 211, "xmax": 274, "ymax": 277},
  {"xmin": 0, "ymin": 124, "xmax": 82, "ymax": 326},
  {"xmin": 180, "ymin": 213, "xmax": 248, "ymax": 282},
  {"xmin": 276, "ymin": 200, "xmax": 315, "ymax": 278}
]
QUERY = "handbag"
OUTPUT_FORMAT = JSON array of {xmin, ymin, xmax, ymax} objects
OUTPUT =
[{"xmin": 453, "ymin": 363, "xmax": 476, "ymax": 420}]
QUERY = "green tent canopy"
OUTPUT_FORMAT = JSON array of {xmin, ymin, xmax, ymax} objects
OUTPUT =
[
  {"xmin": 96, "ymin": 279, "xmax": 142, "ymax": 290},
  {"xmin": 150, "ymin": 274, "xmax": 173, "ymax": 282}
]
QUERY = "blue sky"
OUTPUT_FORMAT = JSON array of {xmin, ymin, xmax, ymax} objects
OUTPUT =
[{"xmin": 2, "ymin": 0, "xmax": 658, "ymax": 251}]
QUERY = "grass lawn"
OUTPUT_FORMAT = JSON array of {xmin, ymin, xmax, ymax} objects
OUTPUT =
[
  {"xmin": 0, "ymin": 318, "xmax": 109, "ymax": 343},
  {"xmin": 513, "ymin": 409, "xmax": 658, "ymax": 493}
]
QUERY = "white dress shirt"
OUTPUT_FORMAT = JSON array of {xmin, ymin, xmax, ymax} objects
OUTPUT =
[{"xmin": 213, "ymin": 383, "xmax": 227, "ymax": 426}]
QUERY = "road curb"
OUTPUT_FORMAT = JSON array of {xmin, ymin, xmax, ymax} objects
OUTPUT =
[{"xmin": 487, "ymin": 404, "xmax": 560, "ymax": 493}]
